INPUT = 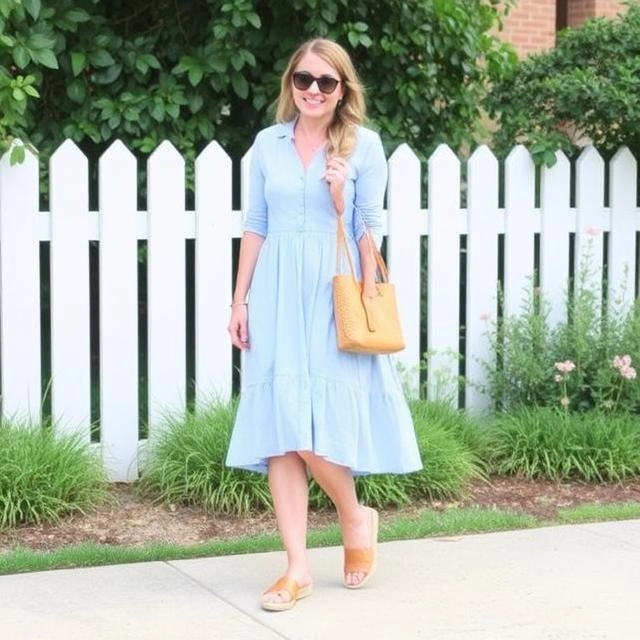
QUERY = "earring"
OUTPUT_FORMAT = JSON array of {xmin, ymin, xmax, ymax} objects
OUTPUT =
[{"xmin": 337, "ymin": 99, "xmax": 343, "ymax": 109}]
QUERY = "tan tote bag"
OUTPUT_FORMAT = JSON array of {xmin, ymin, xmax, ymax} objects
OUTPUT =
[{"xmin": 332, "ymin": 214, "xmax": 405, "ymax": 355}]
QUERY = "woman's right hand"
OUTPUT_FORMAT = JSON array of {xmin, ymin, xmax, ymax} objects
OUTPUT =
[
  {"xmin": 325, "ymin": 156, "xmax": 349, "ymax": 215},
  {"xmin": 228, "ymin": 305, "xmax": 250, "ymax": 350}
]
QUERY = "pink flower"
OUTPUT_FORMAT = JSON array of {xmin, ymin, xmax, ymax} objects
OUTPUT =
[
  {"xmin": 480, "ymin": 312, "xmax": 491, "ymax": 321},
  {"xmin": 555, "ymin": 360, "xmax": 576, "ymax": 374},
  {"xmin": 585, "ymin": 226, "xmax": 601, "ymax": 237},
  {"xmin": 613, "ymin": 355, "xmax": 632, "ymax": 370},
  {"xmin": 620, "ymin": 366, "xmax": 637, "ymax": 380},
  {"xmin": 560, "ymin": 397, "xmax": 570, "ymax": 407}
]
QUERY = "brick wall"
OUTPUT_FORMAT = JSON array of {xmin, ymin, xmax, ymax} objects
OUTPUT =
[
  {"xmin": 499, "ymin": 0, "xmax": 557, "ymax": 56},
  {"xmin": 593, "ymin": 0, "xmax": 627, "ymax": 19},
  {"xmin": 567, "ymin": 0, "xmax": 596, "ymax": 27},
  {"xmin": 500, "ymin": 0, "xmax": 627, "ymax": 56}
]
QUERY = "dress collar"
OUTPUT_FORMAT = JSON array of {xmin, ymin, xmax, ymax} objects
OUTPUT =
[{"xmin": 276, "ymin": 120, "xmax": 296, "ymax": 142}]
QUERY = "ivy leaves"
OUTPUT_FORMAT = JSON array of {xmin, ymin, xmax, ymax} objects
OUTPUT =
[
  {"xmin": 0, "ymin": 0, "xmax": 91, "ymax": 159},
  {"xmin": 1, "ymin": 0, "xmax": 515, "ymax": 168}
]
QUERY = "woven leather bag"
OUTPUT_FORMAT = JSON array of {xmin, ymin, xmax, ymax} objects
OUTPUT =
[{"xmin": 332, "ymin": 215, "xmax": 405, "ymax": 354}]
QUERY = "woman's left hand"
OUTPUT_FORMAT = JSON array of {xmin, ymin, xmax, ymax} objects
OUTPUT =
[{"xmin": 325, "ymin": 157, "xmax": 348, "ymax": 215}]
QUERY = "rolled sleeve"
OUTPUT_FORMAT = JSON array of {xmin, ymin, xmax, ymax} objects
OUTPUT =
[
  {"xmin": 352, "ymin": 130, "xmax": 387, "ymax": 247},
  {"xmin": 242, "ymin": 135, "xmax": 268, "ymax": 237}
]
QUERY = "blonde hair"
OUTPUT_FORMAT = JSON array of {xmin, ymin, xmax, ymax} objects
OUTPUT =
[{"xmin": 275, "ymin": 38, "xmax": 366, "ymax": 159}]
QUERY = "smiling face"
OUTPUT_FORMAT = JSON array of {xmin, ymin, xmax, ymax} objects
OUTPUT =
[{"xmin": 291, "ymin": 52, "xmax": 344, "ymax": 124}]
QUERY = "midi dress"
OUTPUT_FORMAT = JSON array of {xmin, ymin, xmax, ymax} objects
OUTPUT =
[{"xmin": 225, "ymin": 120, "xmax": 422, "ymax": 475}]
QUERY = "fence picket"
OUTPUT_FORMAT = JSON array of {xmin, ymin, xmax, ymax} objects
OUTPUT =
[
  {"xmin": 49, "ymin": 140, "xmax": 91, "ymax": 438},
  {"xmin": 427, "ymin": 144, "xmax": 461, "ymax": 404},
  {"xmin": 608, "ymin": 147, "xmax": 638, "ymax": 309},
  {"xmin": 147, "ymin": 142, "xmax": 186, "ymax": 430},
  {"xmin": 575, "ymin": 146, "xmax": 605, "ymax": 314},
  {"xmin": 0, "ymin": 146, "xmax": 41, "ymax": 421},
  {"xmin": 387, "ymin": 144, "xmax": 422, "ymax": 395},
  {"xmin": 99, "ymin": 141, "xmax": 139, "ymax": 481},
  {"xmin": 540, "ymin": 151, "xmax": 571, "ymax": 327},
  {"xmin": 503, "ymin": 145, "xmax": 536, "ymax": 319},
  {"xmin": 194, "ymin": 141, "xmax": 233, "ymax": 405},
  {"xmin": 465, "ymin": 145, "xmax": 499, "ymax": 411}
]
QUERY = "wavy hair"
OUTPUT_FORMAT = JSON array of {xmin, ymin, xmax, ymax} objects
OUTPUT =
[{"xmin": 275, "ymin": 38, "xmax": 366, "ymax": 159}]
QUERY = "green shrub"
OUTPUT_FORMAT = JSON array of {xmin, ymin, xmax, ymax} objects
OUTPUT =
[
  {"xmin": 313, "ymin": 399, "xmax": 486, "ymax": 509},
  {"xmin": 142, "ymin": 398, "xmax": 484, "ymax": 513},
  {"xmin": 404, "ymin": 400, "xmax": 486, "ymax": 500},
  {"xmin": 2, "ymin": 0, "xmax": 516, "ymax": 166},
  {"xmin": 139, "ymin": 399, "xmax": 272, "ymax": 515},
  {"xmin": 309, "ymin": 462, "xmax": 414, "ymax": 510},
  {"xmin": 486, "ymin": 2, "xmax": 640, "ymax": 166},
  {"xmin": 0, "ymin": 419, "xmax": 108, "ymax": 529},
  {"xmin": 485, "ymin": 407, "xmax": 640, "ymax": 481}
]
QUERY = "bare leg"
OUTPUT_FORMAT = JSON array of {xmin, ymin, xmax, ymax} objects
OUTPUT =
[
  {"xmin": 298, "ymin": 451, "xmax": 373, "ymax": 587},
  {"xmin": 263, "ymin": 452, "xmax": 313, "ymax": 606}
]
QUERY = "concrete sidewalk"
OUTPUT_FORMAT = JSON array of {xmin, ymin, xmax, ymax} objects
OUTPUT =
[{"xmin": 1, "ymin": 519, "xmax": 639, "ymax": 640}]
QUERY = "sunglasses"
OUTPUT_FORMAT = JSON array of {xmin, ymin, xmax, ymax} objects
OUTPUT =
[{"xmin": 292, "ymin": 71, "xmax": 341, "ymax": 94}]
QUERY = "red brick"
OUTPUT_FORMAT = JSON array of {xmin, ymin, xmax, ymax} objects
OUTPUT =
[{"xmin": 499, "ymin": 0, "xmax": 627, "ymax": 56}]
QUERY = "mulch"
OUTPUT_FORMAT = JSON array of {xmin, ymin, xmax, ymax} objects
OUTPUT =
[{"xmin": 1, "ymin": 476, "xmax": 640, "ymax": 553}]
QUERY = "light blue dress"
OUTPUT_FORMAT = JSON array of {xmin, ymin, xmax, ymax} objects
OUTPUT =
[{"xmin": 226, "ymin": 121, "xmax": 422, "ymax": 475}]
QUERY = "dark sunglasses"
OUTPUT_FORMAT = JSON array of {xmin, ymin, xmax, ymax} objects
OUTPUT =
[{"xmin": 292, "ymin": 71, "xmax": 341, "ymax": 94}]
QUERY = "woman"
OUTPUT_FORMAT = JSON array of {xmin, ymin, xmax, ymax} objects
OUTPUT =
[{"xmin": 226, "ymin": 38, "xmax": 422, "ymax": 611}]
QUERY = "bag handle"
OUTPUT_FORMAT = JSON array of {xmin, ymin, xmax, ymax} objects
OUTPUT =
[
  {"xmin": 335, "ymin": 213, "xmax": 389, "ymax": 283},
  {"xmin": 335, "ymin": 213, "xmax": 391, "ymax": 332}
]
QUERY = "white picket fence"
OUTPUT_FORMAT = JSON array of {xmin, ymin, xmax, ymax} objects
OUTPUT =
[{"xmin": 0, "ymin": 140, "xmax": 638, "ymax": 481}]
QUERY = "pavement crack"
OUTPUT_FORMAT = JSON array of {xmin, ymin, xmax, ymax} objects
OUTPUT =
[{"xmin": 164, "ymin": 561, "xmax": 294, "ymax": 640}]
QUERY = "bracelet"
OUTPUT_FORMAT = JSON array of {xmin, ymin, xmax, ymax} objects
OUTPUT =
[{"xmin": 230, "ymin": 302, "xmax": 248, "ymax": 307}]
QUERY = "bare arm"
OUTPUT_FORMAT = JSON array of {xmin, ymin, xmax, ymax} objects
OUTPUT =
[{"xmin": 227, "ymin": 231, "xmax": 265, "ymax": 350}]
